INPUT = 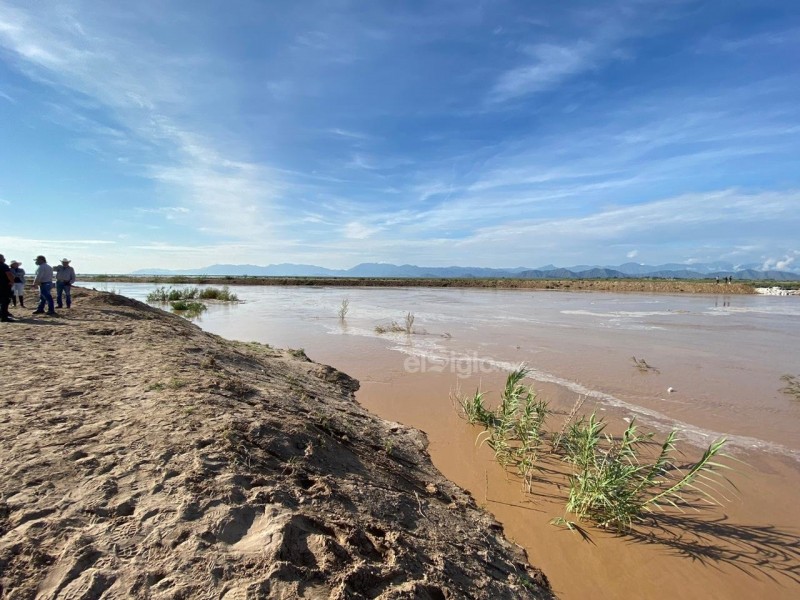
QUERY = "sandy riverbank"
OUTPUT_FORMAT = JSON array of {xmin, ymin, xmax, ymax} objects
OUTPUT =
[{"xmin": 0, "ymin": 289, "xmax": 552, "ymax": 599}]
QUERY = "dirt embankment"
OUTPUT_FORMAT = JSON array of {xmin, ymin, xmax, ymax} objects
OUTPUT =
[
  {"xmin": 89, "ymin": 275, "xmax": 759, "ymax": 294},
  {"xmin": 0, "ymin": 289, "xmax": 553, "ymax": 599}
]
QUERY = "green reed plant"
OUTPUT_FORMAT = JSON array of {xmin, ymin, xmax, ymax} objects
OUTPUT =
[
  {"xmin": 198, "ymin": 285, "xmax": 239, "ymax": 301},
  {"xmin": 170, "ymin": 300, "xmax": 207, "ymax": 317},
  {"xmin": 457, "ymin": 389, "xmax": 493, "ymax": 426},
  {"xmin": 554, "ymin": 414, "xmax": 731, "ymax": 531},
  {"xmin": 147, "ymin": 286, "xmax": 199, "ymax": 302},
  {"xmin": 458, "ymin": 367, "xmax": 550, "ymax": 492},
  {"xmin": 148, "ymin": 285, "xmax": 239, "ymax": 303}
]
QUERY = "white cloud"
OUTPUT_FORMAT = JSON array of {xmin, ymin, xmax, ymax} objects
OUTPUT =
[
  {"xmin": 761, "ymin": 253, "xmax": 798, "ymax": 272},
  {"xmin": 627, "ymin": 250, "xmax": 639, "ymax": 258},
  {"xmin": 445, "ymin": 189, "xmax": 799, "ymax": 265},
  {"xmin": 0, "ymin": 2, "xmax": 280, "ymax": 241},
  {"xmin": 328, "ymin": 128, "xmax": 372, "ymax": 140},
  {"xmin": 136, "ymin": 206, "xmax": 190, "ymax": 217},
  {"xmin": 343, "ymin": 221, "xmax": 382, "ymax": 239},
  {"xmin": 490, "ymin": 41, "xmax": 596, "ymax": 102}
]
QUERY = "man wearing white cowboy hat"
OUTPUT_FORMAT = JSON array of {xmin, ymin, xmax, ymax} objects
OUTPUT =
[{"xmin": 54, "ymin": 258, "xmax": 76, "ymax": 309}]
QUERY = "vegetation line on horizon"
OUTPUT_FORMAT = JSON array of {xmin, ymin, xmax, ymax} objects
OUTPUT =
[{"xmin": 84, "ymin": 274, "xmax": 789, "ymax": 292}]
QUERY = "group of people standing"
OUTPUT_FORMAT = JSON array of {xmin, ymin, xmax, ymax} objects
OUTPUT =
[{"xmin": 0, "ymin": 255, "xmax": 76, "ymax": 323}]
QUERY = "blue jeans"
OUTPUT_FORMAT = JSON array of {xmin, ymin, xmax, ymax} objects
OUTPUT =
[
  {"xmin": 57, "ymin": 281, "xmax": 72, "ymax": 308},
  {"xmin": 38, "ymin": 282, "xmax": 55, "ymax": 313}
]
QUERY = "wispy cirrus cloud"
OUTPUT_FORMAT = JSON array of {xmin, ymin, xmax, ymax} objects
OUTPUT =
[
  {"xmin": 0, "ymin": 1, "xmax": 280, "ymax": 240},
  {"xmin": 490, "ymin": 41, "xmax": 598, "ymax": 102},
  {"xmin": 1, "ymin": 1, "xmax": 798, "ymax": 272}
]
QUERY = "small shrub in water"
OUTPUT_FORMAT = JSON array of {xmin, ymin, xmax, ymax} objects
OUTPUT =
[
  {"xmin": 198, "ymin": 286, "xmax": 239, "ymax": 301},
  {"xmin": 147, "ymin": 286, "xmax": 199, "ymax": 302},
  {"xmin": 170, "ymin": 300, "xmax": 207, "ymax": 318},
  {"xmin": 338, "ymin": 298, "xmax": 350, "ymax": 320}
]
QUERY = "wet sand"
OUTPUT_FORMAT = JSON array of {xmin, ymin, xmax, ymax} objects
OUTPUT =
[
  {"xmin": 87, "ymin": 283, "xmax": 800, "ymax": 598},
  {"xmin": 356, "ymin": 371, "xmax": 800, "ymax": 600}
]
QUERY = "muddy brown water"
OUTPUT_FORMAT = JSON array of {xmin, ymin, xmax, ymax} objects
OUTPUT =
[{"xmin": 90, "ymin": 284, "xmax": 800, "ymax": 599}]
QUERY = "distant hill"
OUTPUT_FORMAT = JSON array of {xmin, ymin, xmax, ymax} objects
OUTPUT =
[{"xmin": 130, "ymin": 261, "xmax": 800, "ymax": 281}]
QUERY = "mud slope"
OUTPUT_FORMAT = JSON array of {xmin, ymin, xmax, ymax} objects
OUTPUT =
[{"xmin": 0, "ymin": 289, "xmax": 552, "ymax": 599}]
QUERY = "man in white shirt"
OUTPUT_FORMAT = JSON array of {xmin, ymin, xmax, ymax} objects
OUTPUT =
[{"xmin": 32, "ymin": 255, "xmax": 56, "ymax": 315}]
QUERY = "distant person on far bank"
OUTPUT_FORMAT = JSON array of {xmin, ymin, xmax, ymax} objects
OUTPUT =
[
  {"xmin": 9, "ymin": 260, "xmax": 25, "ymax": 307},
  {"xmin": 0, "ymin": 254, "xmax": 15, "ymax": 322},
  {"xmin": 32, "ymin": 255, "xmax": 56, "ymax": 316},
  {"xmin": 54, "ymin": 258, "xmax": 76, "ymax": 309}
]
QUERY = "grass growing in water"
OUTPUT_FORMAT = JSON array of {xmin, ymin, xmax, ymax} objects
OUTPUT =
[
  {"xmin": 147, "ymin": 285, "xmax": 238, "ymax": 303},
  {"xmin": 374, "ymin": 312, "xmax": 416, "ymax": 334},
  {"xmin": 148, "ymin": 286, "xmax": 198, "ymax": 302},
  {"xmin": 456, "ymin": 367, "xmax": 550, "ymax": 492},
  {"xmin": 170, "ymin": 300, "xmax": 207, "ymax": 318},
  {"xmin": 554, "ymin": 414, "xmax": 732, "ymax": 531},
  {"xmin": 454, "ymin": 368, "xmax": 735, "ymax": 533},
  {"xmin": 197, "ymin": 285, "xmax": 238, "ymax": 301}
]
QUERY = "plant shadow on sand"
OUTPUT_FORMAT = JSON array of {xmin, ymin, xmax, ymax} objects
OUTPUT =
[
  {"xmin": 483, "ymin": 444, "xmax": 799, "ymax": 585},
  {"xmin": 623, "ymin": 512, "xmax": 800, "ymax": 585},
  {"xmin": 556, "ymin": 456, "xmax": 800, "ymax": 584}
]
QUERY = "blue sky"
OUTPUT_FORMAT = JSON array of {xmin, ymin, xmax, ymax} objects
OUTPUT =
[{"xmin": 1, "ymin": 0, "xmax": 799, "ymax": 273}]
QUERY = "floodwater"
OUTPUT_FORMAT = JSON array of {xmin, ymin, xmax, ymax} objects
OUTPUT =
[
  {"xmin": 97, "ymin": 283, "xmax": 800, "ymax": 457},
  {"xmin": 89, "ymin": 283, "xmax": 800, "ymax": 598}
]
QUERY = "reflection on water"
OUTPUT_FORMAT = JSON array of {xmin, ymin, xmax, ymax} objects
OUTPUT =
[{"xmin": 85, "ymin": 282, "xmax": 800, "ymax": 458}]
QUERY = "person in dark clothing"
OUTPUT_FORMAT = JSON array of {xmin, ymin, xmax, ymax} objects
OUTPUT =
[{"xmin": 0, "ymin": 254, "xmax": 15, "ymax": 322}]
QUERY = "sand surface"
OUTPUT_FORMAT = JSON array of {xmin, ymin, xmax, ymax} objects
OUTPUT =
[
  {"xmin": 357, "ymin": 372, "xmax": 800, "ymax": 599},
  {"xmin": 0, "ymin": 289, "xmax": 553, "ymax": 599}
]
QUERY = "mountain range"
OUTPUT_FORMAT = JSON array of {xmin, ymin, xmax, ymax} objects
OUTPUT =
[{"xmin": 131, "ymin": 261, "xmax": 800, "ymax": 281}]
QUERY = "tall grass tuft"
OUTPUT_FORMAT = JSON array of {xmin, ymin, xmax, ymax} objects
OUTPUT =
[
  {"xmin": 147, "ymin": 286, "xmax": 197, "ymax": 302},
  {"xmin": 457, "ymin": 367, "xmax": 550, "ymax": 492},
  {"xmin": 198, "ymin": 285, "xmax": 239, "ymax": 301},
  {"xmin": 170, "ymin": 300, "xmax": 207, "ymax": 318},
  {"xmin": 147, "ymin": 285, "xmax": 238, "ymax": 303},
  {"xmin": 556, "ymin": 414, "xmax": 732, "ymax": 531},
  {"xmin": 455, "ymin": 389, "xmax": 493, "ymax": 426}
]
